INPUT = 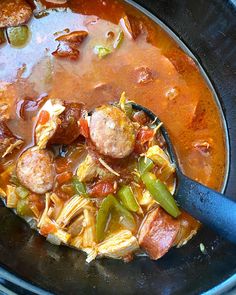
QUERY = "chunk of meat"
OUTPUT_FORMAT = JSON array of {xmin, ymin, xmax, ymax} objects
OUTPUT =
[
  {"xmin": 35, "ymin": 99, "xmax": 65, "ymax": 149},
  {"xmin": 18, "ymin": 95, "xmax": 48, "ymax": 120},
  {"xmin": 134, "ymin": 67, "xmax": 156, "ymax": 85},
  {"xmin": 0, "ymin": 0, "xmax": 32, "ymax": 28},
  {"xmin": 52, "ymin": 31, "xmax": 88, "ymax": 60},
  {"xmin": 77, "ymin": 154, "xmax": 111, "ymax": 182},
  {"xmin": 16, "ymin": 148, "xmax": 55, "ymax": 194},
  {"xmin": 90, "ymin": 105, "xmax": 135, "ymax": 158},
  {"xmin": 174, "ymin": 211, "xmax": 200, "ymax": 248},
  {"xmin": 120, "ymin": 14, "xmax": 143, "ymax": 40},
  {"xmin": 0, "ymin": 121, "xmax": 23, "ymax": 158},
  {"xmin": 49, "ymin": 102, "xmax": 84, "ymax": 145},
  {"xmin": 165, "ymin": 48, "xmax": 197, "ymax": 74},
  {"xmin": 89, "ymin": 180, "xmax": 116, "ymax": 197},
  {"xmin": 138, "ymin": 207, "xmax": 180, "ymax": 259}
]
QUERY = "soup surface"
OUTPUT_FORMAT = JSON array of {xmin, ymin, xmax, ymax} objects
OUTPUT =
[{"xmin": 0, "ymin": 0, "xmax": 226, "ymax": 262}]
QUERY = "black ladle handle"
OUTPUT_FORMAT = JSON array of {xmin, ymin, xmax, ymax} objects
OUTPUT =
[
  {"xmin": 131, "ymin": 102, "xmax": 236, "ymax": 244},
  {"xmin": 177, "ymin": 173, "xmax": 236, "ymax": 243}
]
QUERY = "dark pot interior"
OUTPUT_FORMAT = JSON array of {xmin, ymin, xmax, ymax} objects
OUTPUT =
[{"xmin": 0, "ymin": 0, "xmax": 235, "ymax": 294}]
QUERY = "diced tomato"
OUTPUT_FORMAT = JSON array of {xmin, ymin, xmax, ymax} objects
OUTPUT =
[
  {"xmin": 89, "ymin": 181, "xmax": 116, "ymax": 198},
  {"xmin": 79, "ymin": 118, "xmax": 90, "ymax": 138},
  {"xmin": 55, "ymin": 157, "xmax": 69, "ymax": 174},
  {"xmin": 134, "ymin": 127, "xmax": 155, "ymax": 154},
  {"xmin": 28, "ymin": 193, "xmax": 45, "ymax": 212},
  {"xmin": 136, "ymin": 127, "xmax": 154, "ymax": 144},
  {"xmin": 37, "ymin": 110, "xmax": 50, "ymax": 125},
  {"xmin": 40, "ymin": 223, "xmax": 57, "ymax": 236},
  {"xmin": 133, "ymin": 141, "xmax": 145, "ymax": 154},
  {"xmin": 56, "ymin": 172, "xmax": 73, "ymax": 185},
  {"xmin": 133, "ymin": 111, "xmax": 148, "ymax": 125},
  {"xmin": 61, "ymin": 184, "xmax": 75, "ymax": 197}
]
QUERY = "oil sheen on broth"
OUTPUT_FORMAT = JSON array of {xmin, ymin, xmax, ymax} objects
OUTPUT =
[{"xmin": 0, "ymin": 0, "xmax": 225, "ymax": 191}]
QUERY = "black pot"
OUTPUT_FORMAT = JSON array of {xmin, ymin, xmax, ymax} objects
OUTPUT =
[{"xmin": 0, "ymin": 0, "xmax": 235, "ymax": 294}]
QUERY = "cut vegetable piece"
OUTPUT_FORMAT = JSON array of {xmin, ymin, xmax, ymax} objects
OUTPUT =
[
  {"xmin": 16, "ymin": 199, "xmax": 33, "ymax": 216},
  {"xmin": 96, "ymin": 194, "xmax": 136, "ymax": 242},
  {"xmin": 112, "ymin": 196, "xmax": 136, "ymax": 231},
  {"xmin": 141, "ymin": 172, "xmax": 180, "ymax": 218},
  {"xmin": 96, "ymin": 195, "xmax": 113, "ymax": 242},
  {"xmin": 113, "ymin": 31, "xmax": 124, "ymax": 49},
  {"xmin": 73, "ymin": 178, "xmax": 87, "ymax": 196},
  {"xmin": 16, "ymin": 186, "xmax": 29, "ymax": 199},
  {"xmin": 146, "ymin": 145, "xmax": 175, "ymax": 174},
  {"xmin": 94, "ymin": 45, "xmax": 112, "ymax": 58},
  {"xmin": 138, "ymin": 157, "xmax": 154, "ymax": 175},
  {"xmin": 89, "ymin": 180, "xmax": 116, "ymax": 198},
  {"xmin": 117, "ymin": 185, "xmax": 139, "ymax": 212},
  {"xmin": 7, "ymin": 25, "xmax": 30, "ymax": 47}
]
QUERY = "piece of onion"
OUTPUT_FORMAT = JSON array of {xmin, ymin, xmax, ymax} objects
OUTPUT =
[
  {"xmin": 45, "ymin": 0, "xmax": 67, "ymax": 3},
  {"xmin": 47, "ymin": 233, "xmax": 61, "ymax": 246}
]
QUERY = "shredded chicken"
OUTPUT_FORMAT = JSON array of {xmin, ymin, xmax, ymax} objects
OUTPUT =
[
  {"xmin": 97, "ymin": 230, "xmax": 139, "ymax": 260},
  {"xmin": 6, "ymin": 185, "xmax": 18, "ymax": 208},
  {"xmin": 77, "ymin": 154, "xmax": 111, "ymax": 182},
  {"xmin": 35, "ymin": 99, "xmax": 65, "ymax": 149},
  {"xmin": 56, "ymin": 195, "xmax": 90, "ymax": 228},
  {"xmin": 2, "ymin": 139, "xmax": 23, "ymax": 158}
]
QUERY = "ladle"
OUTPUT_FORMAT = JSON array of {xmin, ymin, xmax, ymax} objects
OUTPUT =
[{"xmin": 132, "ymin": 103, "xmax": 236, "ymax": 244}]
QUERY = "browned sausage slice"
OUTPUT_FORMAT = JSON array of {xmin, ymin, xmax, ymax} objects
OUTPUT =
[
  {"xmin": 49, "ymin": 102, "xmax": 84, "ymax": 145},
  {"xmin": 90, "ymin": 105, "xmax": 135, "ymax": 158},
  {"xmin": 138, "ymin": 207, "xmax": 180, "ymax": 259},
  {"xmin": 0, "ymin": 0, "xmax": 32, "ymax": 28},
  {"xmin": 16, "ymin": 148, "xmax": 55, "ymax": 194}
]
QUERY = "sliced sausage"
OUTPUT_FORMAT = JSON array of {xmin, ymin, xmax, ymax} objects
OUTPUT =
[
  {"xmin": 16, "ymin": 148, "xmax": 55, "ymax": 194},
  {"xmin": 0, "ymin": 0, "xmax": 32, "ymax": 28},
  {"xmin": 90, "ymin": 105, "xmax": 135, "ymax": 158},
  {"xmin": 138, "ymin": 207, "xmax": 180, "ymax": 259},
  {"xmin": 48, "ymin": 102, "xmax": 84, "ymax": 145},
  {"xmin": 52, "ymin": 31, "xmax": 88, "ymax": 61},
  {"xmin": 0, "ymin": 121, "xmax": 23, "ymax": 157}
]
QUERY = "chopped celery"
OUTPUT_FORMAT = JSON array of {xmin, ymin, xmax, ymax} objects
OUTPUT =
[
  {"xmin": 7, "ymin": 25, "xmax": 30, "ymax": 47},
  {"xmin": 16, "ymin": 186, "xmax": 29, "ymax": 199},
  {"xmin": 94, "ymin": 45, "xmax": 112, "ymax": 58},
  {"xmin": 16, "ymin": 199, "xmax": 33, "ymax": 217},
  {"xmin": 72, "ymin": 177, "xmax": 87, "ymax": 196},
  {"xmin": 9, "ymin": 174, "xmax": 20, "ymax": 186}
]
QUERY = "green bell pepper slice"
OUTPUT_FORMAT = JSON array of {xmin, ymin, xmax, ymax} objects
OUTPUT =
[
  {"xmin": 117, "ymin": 185, "xmax": 139, "ymax": 212},
  {"xmin": 141, "ymin": 172, "xmax": 180, "ymax": 218}
]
